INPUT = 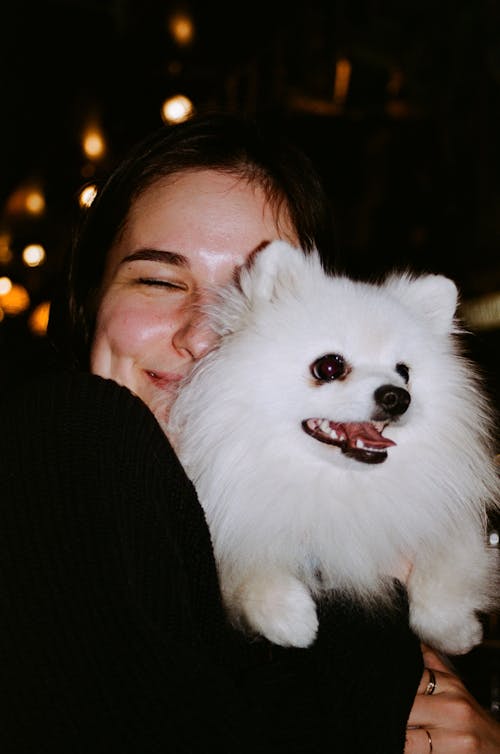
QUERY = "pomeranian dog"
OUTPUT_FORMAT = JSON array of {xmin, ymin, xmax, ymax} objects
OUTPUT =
[{"xmin": 168, "ymin": 240, "xmax": 499, "ymax": 653}]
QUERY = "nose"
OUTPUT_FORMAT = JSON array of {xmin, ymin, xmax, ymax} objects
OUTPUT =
[
  {"xmin": 172, "ymin": 316, "xmax": 218, "ymax": 361},
  {"xmin": 374, "ymin": 384, "xmax": 411, "ymax": 416}
]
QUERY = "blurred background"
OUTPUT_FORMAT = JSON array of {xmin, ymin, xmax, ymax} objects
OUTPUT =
[
  {"xmin": 1, "ymin": 0, "xmax": 500, "ymax": 397},
  {"xmin": 1, "ymin": 0, "xmax": 499, "ymax": 712}
]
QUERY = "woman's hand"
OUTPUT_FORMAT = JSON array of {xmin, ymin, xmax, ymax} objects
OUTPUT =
[{"xmin": 405, "ymin": 644, "xmax": 500, "ymax": 753}]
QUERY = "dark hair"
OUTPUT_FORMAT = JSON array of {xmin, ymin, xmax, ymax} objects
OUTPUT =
[{"xmin": 48, "ymin": 111, "xmax": 336, "ymax": 369}]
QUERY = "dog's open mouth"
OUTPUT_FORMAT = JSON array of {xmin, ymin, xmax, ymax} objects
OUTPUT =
[{"xmin": 302, "ymin": 418, "xmax": 396, "ymax": 464}]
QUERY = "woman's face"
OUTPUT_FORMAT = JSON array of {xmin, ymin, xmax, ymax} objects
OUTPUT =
[{"xmin": 91, "ymin": 169, "xmax": 297, "ymax": 431}]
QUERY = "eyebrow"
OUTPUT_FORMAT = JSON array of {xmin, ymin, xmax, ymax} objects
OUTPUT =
[{"xmin": 120, "ymin": 249, "xmax": 190, "ymax": 267}]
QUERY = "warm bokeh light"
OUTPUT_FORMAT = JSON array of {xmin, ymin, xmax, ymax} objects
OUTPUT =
[
  {"xmin": 0, "ymin": 233, "xmax": 13, "ymax": 264},
  {"xmin": 0, "ymin": 282, "xmax": 30, "ymax": 315},
  {"xmin": 168, "ymin": 12, "xmax": 194, "ymax": 45},
  {"xmin": 29, "ymin": 300, "xmax": 51, "ymax": 336},
  {"xmin": 333, "ymin": 58, "xmax": 351, "ymax": 107},
  {"xmin": 22, "ymin": 243, "xmax": 46, "ymax": 267},
  {"xmin": 161, "ymin": 94, "xmax": 194, "ymax": 124},
  {"xmin": 460, "ymin": 291, "xmax": 500, "ymax": 330},
  {"xmin": 82, "ymin": 127, "xmax": 106, "ymax": 160},
  {"xmin": 5, "ymin": 185, "xmax": 45, "ymax": 217},
  {"xmin": 0, "ymin": 276, "xmax": 12, "ymax": 295},
  {"xmin": 79, "ymin": 183, "xmax": 98, "ymax": 208},
  {"xmin": 25, "ymin": 189, "xmax": 46, "ymax": 215}
]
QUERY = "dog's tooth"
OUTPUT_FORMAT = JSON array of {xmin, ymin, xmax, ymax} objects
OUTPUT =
[
  {"xmin": 330, "ymin": 428, "xmax": 338, "ymax": 439},
  {"xmin": 320, "ymin": 420, "xmax": 331, "ymax": 434},
  {"xmin": 355, "ymin": 439, "xmax": 365, "ymax": 449}
]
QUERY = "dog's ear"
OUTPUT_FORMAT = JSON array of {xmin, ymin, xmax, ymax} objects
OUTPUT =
[
  {"xmin": 237, "ymin": 240, "xmax": 313, "ymax": 303},
  {"xmin": 383, "ymin": 272, "xmax": 459, "ymax": 334},
  {"xmin": 205, "ymin": 241, "xmax": 312, "ymax": 336}
]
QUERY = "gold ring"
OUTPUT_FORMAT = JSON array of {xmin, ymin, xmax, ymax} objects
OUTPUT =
[
  {"xmin": 424, "ymin": 667, "xmax": 436, "ymax": 695},
  {"xmin": 425, "ymin": 728, "xmax": 433, "ymax": 753}
]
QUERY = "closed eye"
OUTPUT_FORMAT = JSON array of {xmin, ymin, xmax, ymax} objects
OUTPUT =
[{"xmin": 138, "ymin": 278, "xmax": 187, "ymax": 290}]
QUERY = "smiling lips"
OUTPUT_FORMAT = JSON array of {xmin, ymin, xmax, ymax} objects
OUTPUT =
[
  {"xmin": 146, "ymin": 370, "xmax": 185, "ymax": 390},
  {"xmin": 302, "ymin": 418, "xmax": 396, "ymax": 464}
]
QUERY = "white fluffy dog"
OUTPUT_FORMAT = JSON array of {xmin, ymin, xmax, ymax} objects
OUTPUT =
[{"xmin": 168, "ymin": 240, "xmax": 499, "ymax": 653}]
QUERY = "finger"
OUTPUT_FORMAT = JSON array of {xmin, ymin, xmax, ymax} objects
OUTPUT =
[
  {"xmin": 416, "ymin": 666, "xmax": 440, "ymax": 695},
  {"xmin": 405, "ymin": 727, "xmax": 434, "ymax": 754},
  {"xmin": 408, "ymin": 684, "xmax": 480, "ymax": 731},
  {"xmin": 415, "ymin": 664, "xmax": 460, "ymax": 697},
  {"xmin": 408, "ymin": 693, "xmax": 446, "ymax": 729},
  {"xmin": 421, "ymin": 644, "xmax": 456, "ymax": 674}
]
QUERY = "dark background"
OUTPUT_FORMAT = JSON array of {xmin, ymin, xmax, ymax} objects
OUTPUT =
[
  {"xmin": 1, "ymin": 0, "xmax": 500, "ymax": 711},
  {"xmin": 1, "ymin": 0, "xmax": 500, "ymax": 403}
]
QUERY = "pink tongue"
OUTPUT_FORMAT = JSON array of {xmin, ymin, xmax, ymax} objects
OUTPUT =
[{"xmin": 341, "ymin": 422, "xmax": 395, "ymax": 450}]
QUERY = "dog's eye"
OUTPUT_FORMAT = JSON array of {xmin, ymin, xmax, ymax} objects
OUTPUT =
[
  {"xmin": 311, "ymin": 354, "xmax": 345, "ymax": 382},
  {"xmin": 396, "ymin": 362, "xmax": 410, "ymax": 383}
]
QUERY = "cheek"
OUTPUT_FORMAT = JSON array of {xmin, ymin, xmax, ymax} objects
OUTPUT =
[{"xmin": 94, "ymin": 297, "xmax": 177, "ymax": 357}]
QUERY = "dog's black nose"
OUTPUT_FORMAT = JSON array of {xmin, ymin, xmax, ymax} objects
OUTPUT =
[{"xmin": 374, "ymin": 384, "xmax": 411, "ymax": 416}]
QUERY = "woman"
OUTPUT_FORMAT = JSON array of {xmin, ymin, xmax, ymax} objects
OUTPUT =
[{"xmin": 0, "ymin": 112, "xmax": 497, "ymax": 753}]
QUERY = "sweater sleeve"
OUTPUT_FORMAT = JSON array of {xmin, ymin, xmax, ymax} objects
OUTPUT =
[
  {"xmin": 0, "ymin": 370, "xmax": 423, "ymax": 754},
  {"xmin": 0, "ymin": 371, "xmax": 267, "ymax": 754},
  {"xmin": 237, "ymin": 586, "xmax": 423, "ymax": 754}
]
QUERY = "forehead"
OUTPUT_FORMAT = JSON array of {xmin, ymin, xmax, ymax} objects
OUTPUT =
[
  {"xmin": 102, "ymin": 169, "xmax": 298, "ymax": 285},
  {"xmin": 123, "ymin": 169, "xmax": 294, "ymax": 246}
]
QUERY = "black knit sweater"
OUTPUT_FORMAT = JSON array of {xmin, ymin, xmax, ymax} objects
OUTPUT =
[{"xmin": 0, "ymin": 370, "xmax": 423, "ymax": 753}]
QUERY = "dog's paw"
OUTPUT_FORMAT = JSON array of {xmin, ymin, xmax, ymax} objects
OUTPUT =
[
  {"xmin": 240, "ymin": 575, "xmax": 318, "ymax": 648},
  {"xmin": 410, "ymin": 605, "xmax": 483, "ymax": 655}
]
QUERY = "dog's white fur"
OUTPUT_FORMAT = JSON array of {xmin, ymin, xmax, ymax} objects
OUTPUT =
[{"xmin": 168, "ymin": 241, "xmax": 499, "ymax": 652}]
